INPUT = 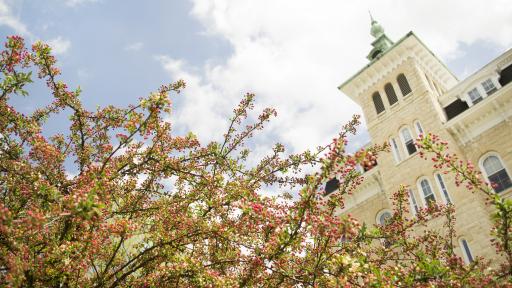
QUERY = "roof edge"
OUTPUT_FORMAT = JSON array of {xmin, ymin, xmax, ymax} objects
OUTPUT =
[{"xmin": 337, "ymin": 31, "xmax": 458, "ymax": 92}]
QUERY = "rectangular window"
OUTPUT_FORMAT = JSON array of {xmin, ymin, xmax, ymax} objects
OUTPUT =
[
  {"xmin": 401, "ymin": 128, "xmax": 417, "ymax": 155},
  {"xmin": 390, "ymin": 138, "xmax": 401, "ymax": 163},
  {"xmin": 424, "ymin": 192, "xmax": 435, "ymax": 205},
  {"xmin": 461, "ymin": 239, "xmax": 474, "ymax": 263},
  {"xmin": 420, "ymin": 179, "xmax": 436, "ymax": 206},
  {"xmin": 481, "ymin": 79, "xmax": 497, "ymax": 95},
  {"xmin": 406, "ymin": 141, "xmax": 417, "ymax": 155},
  {"xmin": 414, "ymin": 121, "xmax": 424, "ymax": 135},
  {"xmin": 408, "ymin": 189, "xmax": 419, "ymax": 215},
  {"xmin": 435, "ymin": 173, "xmax": 452, "ymax": 204},
  {"xmin": 468, "ymin": 88, "xmax": 482, "ymax": 104}
]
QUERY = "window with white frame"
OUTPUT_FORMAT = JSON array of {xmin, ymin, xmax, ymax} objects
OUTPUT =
[
  {"xmin": 377, "ymin": 211, "xmax": 392, "ymax": 226},
  {"xmin": 481, "ymin": 155, "xmax": 512, "ymax": 193},
  {"xmin": 468, "ymin": 87, "xmax": 483, "ymax": 104},
  {"xmin": 408, "ymin": 188, "xmax": 420, "ymax": 215},
  {"xmin": 400, "ymin": 127, "xmax": 417, "ymax": 155},
  {"xmin": 481, "ymin": 79, "xmax": 497, "ymax": 95},
  {"xmin": 435, "ymin": 173, "xmax": 452, "ymax": 204},
  {"xmin": 459, "ymin": 238, "xmax": 474, "ymax": 264},
  {"xmin": 389, "ymin": 137, "xmax": 402, "ymax": 163},
  {"xmin": 414, "ymin": 120, "xmax": 424, "ymax": 136},
  {"xmin": 376, "ymin": 210, "xmax": 393, "ymax": 247},
  {"xmin": 419, "ymin": 178, "xmax": 436, "ymax": 206}
]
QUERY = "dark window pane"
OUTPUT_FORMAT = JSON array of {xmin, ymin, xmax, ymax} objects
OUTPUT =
[
  {"xmin": 444, "ymin": 99, "xmax": 469, "ymax": 120},
  {"xmin": 325, "ymin": 178, "xmax": 340, "ymax": 195},
  {"xmin": 499, "ymin": 64, "xmax": 512, "ymax": 87},
  {"xmin": 462, "ymin": 240, "xmax": 474, "ymax": 263},
  {"xmin": 397, "ymin": 74, "xmax": 412, "ymax": 96},
  {"xmin": 372, "ymin": 92, "xmax": 385, "ymax": 114},
  {"xmin": 489, "ymin": 169, "xmax": 512, "ymax": 193},
  {"xmin": 406, "ymin": 141, "xmax": 417, "ymax": 155},
  {"xmin": 384, "ymin": 83, "xmax": 398, "ymax": 105}
]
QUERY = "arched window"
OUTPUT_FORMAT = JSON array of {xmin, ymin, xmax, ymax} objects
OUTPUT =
[
  {"xmin": 376, "ymin": 210, "xmax": 392, "ymax": 226},
  {"xmin": 372, "ymin": 92, "xmax": 385, "ymax": 115},
  {"xmin": 435, "ymin": 173, "xmax": 452, "ymax": 204},
  {"xmin": 418, "ymin": 178, "xmax": 436, "ymax": 206},
  {"xmin": 481, "ymin": 154, "xmax": 512, "ymax": 193},
  {"xmin": 414, "ymin": 120, "xmax": 424, "ymax": 136},
  {"xmin": 459, "ymin": 238, "xmax": 474, "ymax": 264},
  {"xmin": 408, "ymin": 188, "xmax": 420, "ymax": 215},
  {"xmin": 376, "ymin": 210, "xmax": 393, "ymax": 247},
  {"xmin": 371, "ymin": 49, "xmax": 382, "ymax": 59},
  {"xmin": 389, "ymin": 137, "xmax": 402, "ymax": 163},
  {"xmin": 384, "ymin": 83, "xmax": 398, "ymax": 105},
  {"xmin": 397, "ymin": 73, "xmax": 412, "ymax": 96},
  {"xmin": 400, "ymin": 127, "xmax": 417, "ymax": 155}
]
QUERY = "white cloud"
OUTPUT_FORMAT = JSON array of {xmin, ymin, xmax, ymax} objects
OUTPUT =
[
  {"xmin": 47, "ymin": 36, "xmax": 71, "ymax": 55},
  {"xmin": 125, "ymin": 42, "xmax": 144, "ymax": 51},
  {"xmin": 155, "ymin": 55, "xmax": 233, "ymax": 142},
  {"xmin": 0, "ymin": 0, "xmax": 31, "ymax": 36},
  {"xmin": 64, "ymin": 0, "xmax": 99, "ymax": 7},
  {"xmin": 157, "ymin": 0, "xmax": 512, "ymax": 156}
]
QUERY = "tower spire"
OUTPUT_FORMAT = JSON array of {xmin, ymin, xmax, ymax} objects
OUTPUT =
[
  {"xmin": 366, "ymin": 13, "xmax": 394, "ymax": 61},
  {"xmin": 369, "ymin": 12, "xmax": 384, "ymax": 38}
]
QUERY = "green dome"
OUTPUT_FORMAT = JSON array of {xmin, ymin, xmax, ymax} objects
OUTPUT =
[{"xmin": 370, "ymin": 20, "xmax": 384, "ymax": 38}]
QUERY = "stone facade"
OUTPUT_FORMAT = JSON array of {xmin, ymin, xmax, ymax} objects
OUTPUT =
[{"xmin": 335, "ymin": 22, "xmax": 512, "ymax": 264}]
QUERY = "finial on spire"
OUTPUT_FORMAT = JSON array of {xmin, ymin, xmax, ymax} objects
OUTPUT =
[{"xmin": 369, "ymin": 10, "xmax": 375, "ymax": 24}]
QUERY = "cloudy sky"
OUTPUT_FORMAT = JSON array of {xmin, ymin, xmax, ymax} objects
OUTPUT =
[{"xmin": 2, "ymin": 0, "xmax": 512, "ymax": 159}]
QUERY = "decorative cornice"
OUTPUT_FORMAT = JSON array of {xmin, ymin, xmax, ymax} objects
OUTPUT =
[
  {"xmin": 445, "ymin": 84, "xmax": 512, "ymax": 145},
  {"xmin": 339, "ymin": 32, "xmax": 458, "ymax": 105}
]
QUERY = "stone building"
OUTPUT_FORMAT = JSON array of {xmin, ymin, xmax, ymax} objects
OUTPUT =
[{"xmin": 332, "ymin": 17, "xmax": 512, "ymax": 264}]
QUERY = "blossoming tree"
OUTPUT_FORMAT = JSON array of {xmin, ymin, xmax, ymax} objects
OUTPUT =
[{"xmin": 0, "ymin": 36, "xmax": 509, "ymax": 287}]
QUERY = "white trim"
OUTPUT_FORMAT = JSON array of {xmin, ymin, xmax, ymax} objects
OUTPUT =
[
  {"xmin": 417, "ymin": 177, "xmax": 437, "ymax": 207},
  {"xmin": 478, "ymin": 151, "xmax": 512, "ymax": 193},
  {"xmin": 399, "ymin": 126, "xmax": 416, "ymax": 157},
  {"xmin": 481, "ymin": 78, "xmax": 498, "ymax": 95},
  {"xmin": 434, "ymin": 173, "xmax": 452, "ymax": 204},
  {"xmin": 407, "ymin": 188, "xmax": 420, "ymax": 216},
  {"xmin": 467, "ymin": 87, "xmax": 484, "ymax": 106},
  {"xmin": 389, "ymin": 137, "xmax": 402, "ymax": 164}
]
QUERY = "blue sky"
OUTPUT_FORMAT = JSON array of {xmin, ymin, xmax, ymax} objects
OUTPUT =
[{"xmin": 1, "ymin": 0, "xmax": 512, "ymax": 159}]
